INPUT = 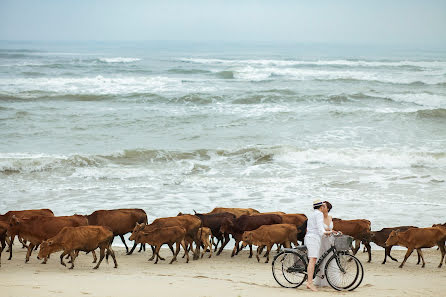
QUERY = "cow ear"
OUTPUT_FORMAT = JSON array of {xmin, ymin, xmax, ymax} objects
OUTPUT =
[{"xmin": 394, "ymin": 229, "xmax": 400, "ymax": 234}]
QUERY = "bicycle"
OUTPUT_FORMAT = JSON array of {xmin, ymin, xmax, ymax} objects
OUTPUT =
[{"xmin": 272, "ymin": 234, "xmax": 364, "ymax": 291}]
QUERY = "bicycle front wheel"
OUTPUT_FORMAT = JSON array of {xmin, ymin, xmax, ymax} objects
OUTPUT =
[
  {"xmin": 272, "ymin": 251, "xmax": 307, "ymax": 288},
  {"xmin": 325, "ymin": 253, "xmax": 363, "ymax": 291}
]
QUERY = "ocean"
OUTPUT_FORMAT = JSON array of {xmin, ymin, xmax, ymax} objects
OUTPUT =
[{"xmin": 0, "ymin": 41, "xmax": 445, "ymax": 232}]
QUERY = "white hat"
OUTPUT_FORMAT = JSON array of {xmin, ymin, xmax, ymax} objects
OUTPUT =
[{"xmin": 313, "ymin": 199, "xmax": 323, "ymax": 207}]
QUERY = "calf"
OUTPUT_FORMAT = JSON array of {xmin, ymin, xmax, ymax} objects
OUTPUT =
[
  {"xmin": 7, "ymin": 215, "xmax": 88, "ymax": 263},
  {"xmin": 37, "ymin": 225, "xmax": 117, "ymax": 269},
  {"xmin": 241, "ymin": 224, "xmax": 298, "ymax": 263},
  {"xmin": 333, "ymin": 218, "xmax": 372, "ymax": 262},
  {"xmin": 197, "ymin": 227, "xmax": 213, "ymax": 258},
  {"xmin": 130, "ymin": 214, "xmax": 202, "ymax": 260},
  {"xmin": 132, "ymin": 226, "xmax": 188, "ymax": 264},
  {"xmin": 0, "ymin": 208, "xmax": 54, "ymax": 260},
  {"xmin": 370, "ymin": 226, "xmax": 419, "ymax": 264},
  {"xmin": 385, "ymin": 227, "xmax": 446, "ymax": 268},
  {"xmin": 192, "ymin": 212, "xmax": 236, "ymax": 255},
  {"xmin": 208, "ymin": 207, "xmax": 260, "ymax": 218},
  {"xmin": 220, "ymin": 214, "xmax": 282, "ymax": 257},
  {"xmin": 86, "ymin": 208, "xmax": 148, "ymax": 255}
]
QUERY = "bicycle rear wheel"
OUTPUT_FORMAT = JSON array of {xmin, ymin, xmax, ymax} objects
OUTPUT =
[
  {"xmin": 325, "ymin": 253, "xmax": 363, "ymax": 291},
  {"xmin": 272, "ymin": 251, "xmax": 307, "ymax": 288}
]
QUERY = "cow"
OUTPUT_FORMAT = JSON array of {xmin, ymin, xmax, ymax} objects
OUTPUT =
[
  {"xmin": 370, "ymin": 226, "xmax": 420, "ymax": 264},
  {"xmin": 333, "ymin": 218, "xmax": 372, "ymax": 262},
  {"xmin": 0, "ymin": 209, "xmax": 54, "ymax": 260},
  {"xmin": 208, "ymin": 207, "xmax": 260, "ymax": 218},
  {"xmin": 191, "ymin": 211, "xmax": 236, "ymax": 255},
  {"xmin": 196, "ymin": 227, "xmax": 213, "ymax": 258},
  {"xmin": 220, "ymin": 214, "xmax": 282, "ymax": 257},
  {"xmin": 37, "ymin": 225, "xmax": 117, "ymax": 269},
  {"xmin": 7, "ymin": 215, "xmax": 88, "ymax": 263},
  {"xmin": 131, "ymin": 226, "xmax": 188, "ymax": 264},
  {"xmin": 85, "ymin": 208, "xmax": 148, "ymax": 255},
  {"xmin": 280, "ymin": 214, "xmax": 307, "ymax": 243},
  {"xmin": 130, "ymin": 215, "xmax": 202, "ymax": 260},
  {"xmin": 385, "ymin": 227, "xmax": 446, "ymax": 268},
  {"xmin": 241, "ymin": 224, "xmax": 298, "ymax": 263}
]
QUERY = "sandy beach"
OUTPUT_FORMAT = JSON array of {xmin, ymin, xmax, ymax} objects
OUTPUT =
[{"xmin": 1, "ymin": 245, "xmax": 445, "ymax": 297}]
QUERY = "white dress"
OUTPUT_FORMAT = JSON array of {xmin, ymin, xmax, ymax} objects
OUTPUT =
[{"xmin": 314, "ymin": 221, "xmax": 334, "ymax": 287}]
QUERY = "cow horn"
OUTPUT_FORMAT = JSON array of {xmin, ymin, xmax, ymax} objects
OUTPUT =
[{"xmin": 193, "ymin": 209, "xmax": 197, "ymax": 214}]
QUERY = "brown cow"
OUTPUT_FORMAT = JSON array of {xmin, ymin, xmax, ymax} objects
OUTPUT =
[
  {"xmin": 220, "ymin": 214, "xmax": 282, "ymax": 257},
  {"xmin": 130, "ymin": 214, "xmax": 202, "ymax": 260},
  {"xmin": 194, "ymin": 227, "xmax": 213, "ymax": 258},
  {"xmin": 86, "ymin": 208, "xmax": 148, "ymax": 255},
  {"xmin": 37, "ymin": 225, "xmax": 117, "ymax": 269},
  {"xmin": 0, "ymin": 209, "xmax": 54, "ymax": 260},
  {"xmin": 190, "ymin": 211, "xmax": 236, "ymax": 256},
  {"xmin": 241, "ymin": 224, "xmax": 298, "ymax": 263},
  {"xmin": 132, "ymin": 226, "xmax": 188, "ymax": 264},
  {"xmin": 386, "ymin": 227, "xmax": 446, "ymax": 268},
  {"xmin": 7, "ymin": 215, "xmax": 88, "ymax": 263},
  {"xmin": 129, "ymin": 223, "xmax": 173, "ymax": 261},
  {"xmin": 208, "ymin": 207, "xmax": 260, "ymax": 218},
  {"xmin": 370, "ymin": 226, "xmax": 419, "ymax": 264},
  {"xmin": 333, "ymin": 218, "xmax": 372, "ymax": 262}
]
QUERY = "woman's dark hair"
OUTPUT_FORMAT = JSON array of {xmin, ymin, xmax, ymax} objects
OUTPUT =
[{"xmin": 324, "ymin": 201, "xmax": 332, "ymax": 213}]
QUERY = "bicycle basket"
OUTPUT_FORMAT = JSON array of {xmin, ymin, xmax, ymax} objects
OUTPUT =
[{"xmin": 334, "ymin": 235, "xmax": 353, "ymax": 251}]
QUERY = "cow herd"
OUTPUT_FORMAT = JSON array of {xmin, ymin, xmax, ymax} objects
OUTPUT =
[{"xmin": 0, "ymin": 207, "xmax": 445, "ymax": 270}]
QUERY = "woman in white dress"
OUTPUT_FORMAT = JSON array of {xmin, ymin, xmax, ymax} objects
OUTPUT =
[{"xmin": 314, "ymin": 201, "xmax": 334, "ymax": 287}]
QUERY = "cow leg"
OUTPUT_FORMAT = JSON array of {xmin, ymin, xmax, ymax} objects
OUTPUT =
[
  {"xmin": 154, "ymin": 245, "xmax": 162, "ymax": 264},
  {"xmin": 352, "ymin": 239, "xmax": 360, "ymax": 255},
  {"xmin": 387, "ymin": 246, "xmax": 398, "ymax": 262},
  {"xmin": 69, "ymin": 250, "xmax": 77, "ymax": 269},
  {"xmin": 438, "ymin": 242, "xmax": 445, "ymax": 268},
  {"xmin": 256, "ymin": 246, "xmax": 261, "ymax": 262},
  {"xmin": 170, "ymin": 242, "xmax": 180, "ymax": 264},
  {"xmin": 415, "ymin": 249, "xmax": 425, "ymax": 268},
  {"xmin": 365, "ymin": 241, "xmax": 372, "ymax": 263},
  {"xmin": 231, "ymin": 240, "xmax": 239, "ymax": 257},
  {"xmin": 119, "ymin": 235, "xmax": 129, "ymax": 254},
  {"xmin": 399, "ymin": 248, "xmax": 414, "ymax": 268},
  {"xmin": 180, "ymin": 240, "xmax": 189, "ymax": 263},
  {"xmin": 148, "ymin": 245, "xmax": 156, "ymax": 261},
  {"xmin": 127, "ymin": 241, "xmax": 138, "ymax": 255},
  {"xmin": 248, "ymin": 244, "xmax": 253, "ymax": 258},
  {"xmin": 107, "ymin": 246, "xmax": 118, "ymax": 268},
  {"xmin": 93, "ymin": 247, "xmax": 106, "ymax": 269},
  {"xmin": 192, "ymin": 234, "xmax": 200, "ymax": 261},
  {"xmin": 265, "ymin": 244, "xmax": 272, "ymax": 263},
  {"xmin": 138, "ymin": 243, "xmax": 145, "ymax": 252},
  {"xmin": 60, "ymin": 252, "xmax": 67, "ymax": 267},
  {"xmin": 217, "ymin": 234, "xmax": 230, "ymax": 256},
  {"xmin": 416, "ymin": 249, "xmax": 421, "ymax": 265},
  {"xmin": 8, "ymin": 235, "xmax": 15, "ymax": 260},
  {"xmin": 25, "ymin": 243, "xmax": 35, "ymax": 263},
  {"xmin": 92, "ymin": 250, "xmax": 97, "ymax": 263},
  {"xmin": 207, "ymin": 237, "xmax": 213, "ymax": 258}
]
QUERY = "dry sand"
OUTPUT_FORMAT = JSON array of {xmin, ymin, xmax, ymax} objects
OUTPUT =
[{"xmin": 1, "ymin": 245, "xmax": 445, "ymax": 297}]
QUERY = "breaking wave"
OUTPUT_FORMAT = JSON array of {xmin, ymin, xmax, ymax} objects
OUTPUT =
[{"xmin": 1, "ymin": 147, "xmax": 445, "ymax": 175}]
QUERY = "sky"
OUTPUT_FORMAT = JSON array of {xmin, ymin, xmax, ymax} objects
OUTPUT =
[{"xmin": 1, "ymin": 0, "xmax": 445, "ymax": 47}]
